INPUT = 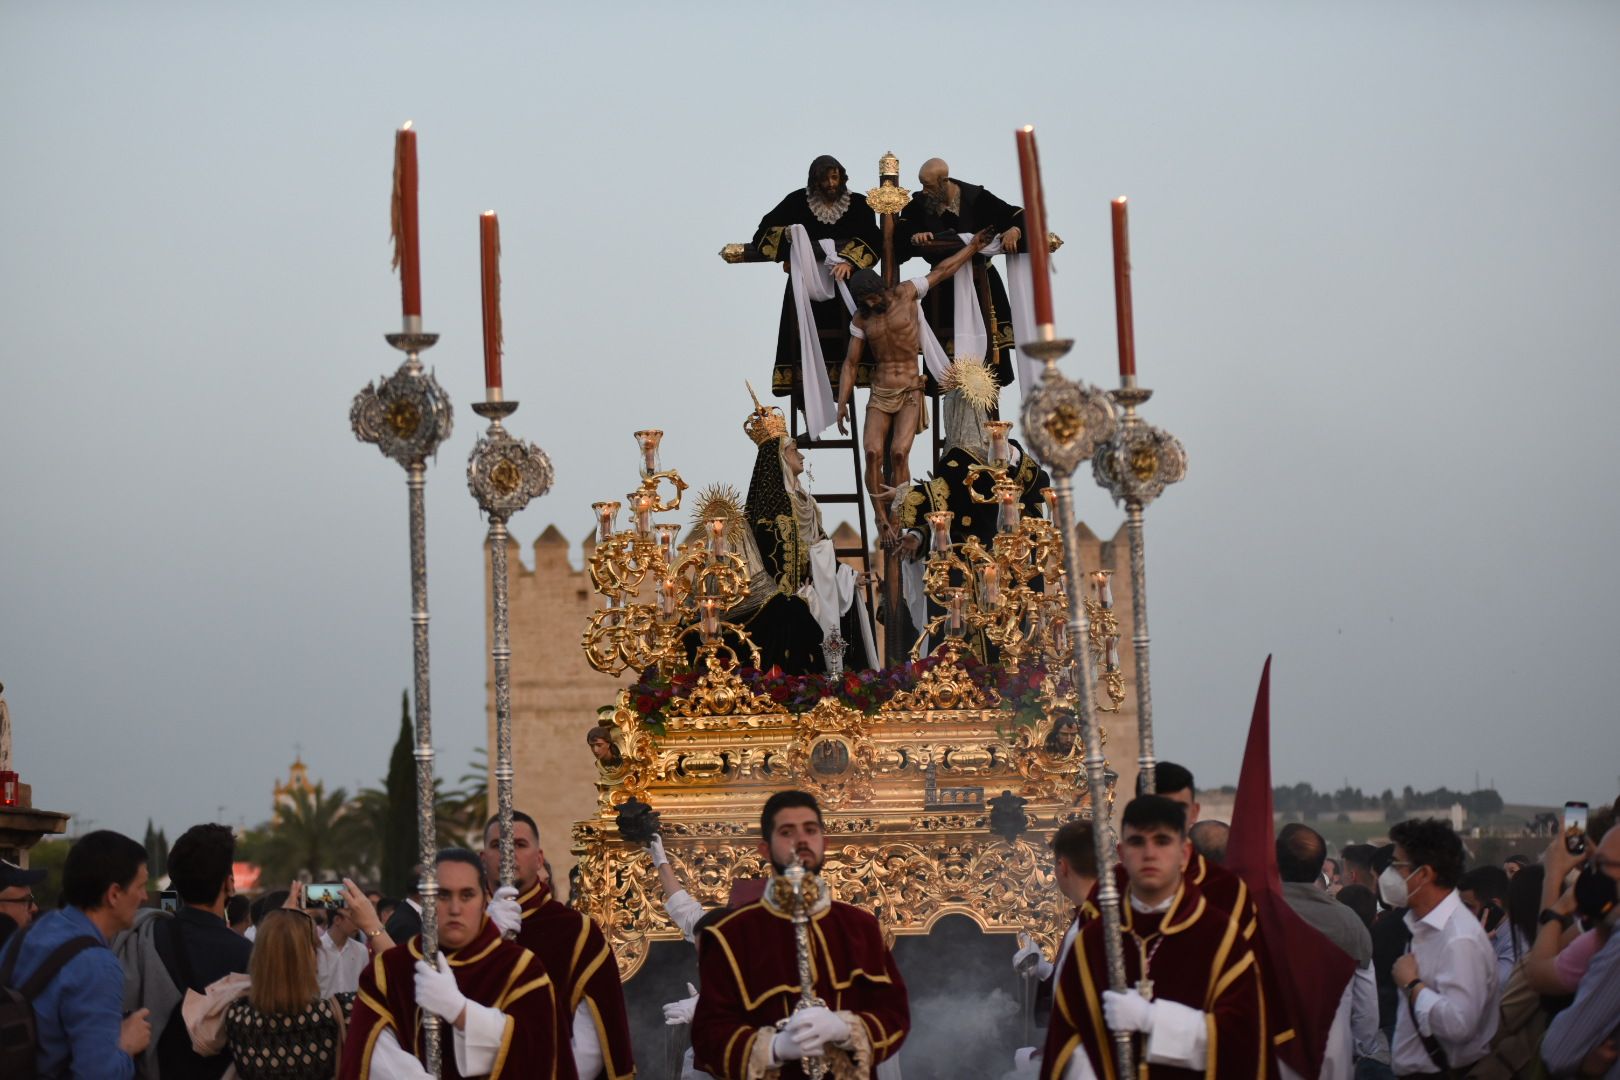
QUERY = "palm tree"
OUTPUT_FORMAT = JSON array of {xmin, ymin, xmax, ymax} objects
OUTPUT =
[{"xmin": 257, "ymin": 782, "xmax": 363, "ymax": 884}]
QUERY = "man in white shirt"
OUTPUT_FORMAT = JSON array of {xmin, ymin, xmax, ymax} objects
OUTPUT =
[
  {"xmin": 317, "ymin": 905, "xmax": 370, "ymax": 996},
  {"xmin": 1387, "ymin": 818, "xmax": 1499, "ymax": 1075}
]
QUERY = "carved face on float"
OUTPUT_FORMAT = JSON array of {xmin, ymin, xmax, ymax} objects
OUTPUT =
[
  {"xmin": 782, "ymin": 440, "xmax": 805, "ymax": 477},
  {"xmin": 761, "ymin": 805, "xmax": 825, "ymax": 874}
]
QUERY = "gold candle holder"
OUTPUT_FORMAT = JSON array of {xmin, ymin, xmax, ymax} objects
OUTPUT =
[
  {"xmin": 926, "ymin": 510, "xmax": 954, "ymax": 554},
  {"xmin": 634, "ymin": 429, "xmax": 663, "ymax": 478},
  {"xmin": 986, "ymin": 420, "xmax": 1013, "ymax": 467},
  {"xmin": 593, "ymin": 500, "xmax": 621, "ymax": 543}
]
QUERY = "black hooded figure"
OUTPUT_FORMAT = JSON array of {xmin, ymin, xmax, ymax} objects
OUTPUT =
[{"xmin": 752, "ymin": 156, "xmax": 882, "ymax": 403}]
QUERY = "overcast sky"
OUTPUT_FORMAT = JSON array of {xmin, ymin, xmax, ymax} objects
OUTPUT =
[{"xmin": 3, "ymin": 3, "xmax": 1617, "ymax": 843}]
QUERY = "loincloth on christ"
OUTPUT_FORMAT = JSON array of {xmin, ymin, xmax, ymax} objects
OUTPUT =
[{"xmin": 866, "ymin": 377, "xmax": 928, "ymax": 434}]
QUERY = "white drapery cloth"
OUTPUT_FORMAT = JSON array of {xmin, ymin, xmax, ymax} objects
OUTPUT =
[
  {"xmin": 787, "ymin": 224, "xmax": 857, "ymax": 437},
  {"xmin": 800, "ymin": 536, "xmax": 877, "ymax": 671},
  {"xmin": 918, "ymin": 233, "xmax": 1047, "ymax": 391}
]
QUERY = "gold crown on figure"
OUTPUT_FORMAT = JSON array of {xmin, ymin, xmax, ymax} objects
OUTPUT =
[
  {"xmin": 743, "ymin": 381, "xmax": 789, "ymax": 446},
  {"xmin": 940, "ymin": 357, "xmax": 1000, "ymax": 411}
]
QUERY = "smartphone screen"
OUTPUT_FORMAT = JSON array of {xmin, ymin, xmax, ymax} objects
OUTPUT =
[
  {"xmin": 159, "ymin": 890, "xmax": 180, "ymax": 913},
  {"xmin": 1565, "ymin": 801, "xmax": 1589, "ymax": 855},
  {"xmin": 303, "ymin": 882, "xmax": 347, "ymax": 909}
]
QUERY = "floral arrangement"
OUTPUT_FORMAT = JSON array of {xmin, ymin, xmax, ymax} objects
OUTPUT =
[{"xmin": 620, "ymin": 653, "xmax": 1053, "ymax": 735}]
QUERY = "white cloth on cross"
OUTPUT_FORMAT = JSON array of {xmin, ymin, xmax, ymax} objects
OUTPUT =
[
  {"xmin": 786, "ymin": 224, "xmax": 856, "ymax": 437},
  {"xmin": 935, "ymin": 232, "xmax": 1048, "ymax": 391}
]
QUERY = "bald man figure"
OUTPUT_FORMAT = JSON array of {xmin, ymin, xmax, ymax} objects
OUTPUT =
[{"xmin": 898, "ymin": 158, "xmax": 1026, "ymax": 388}]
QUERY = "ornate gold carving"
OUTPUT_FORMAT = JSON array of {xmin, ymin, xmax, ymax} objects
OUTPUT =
[
  {"xmin": 878, "ymin": 150, "xmax": 900, "ymax": 178},
  {"xmin": 385, "ymin": 399, "xmax": 421, "ymax": 438},
  {"xmin": 1044, "ymin": 403, "xmax": 1082, "ymax": 445},
  {"xmin": 866, "ymin": 184, "xmax": 912, "ymax": 216},
  {"xmin": 1047, "ymin": 232, "xmax": 1065, "ymax": 254},
  {"xmin": 881, "ymin": 647, "xmax": 996, "ymax": 712},
  {"xmin": 719, "ymin": 243, "xmax": 749, "ymax": 264}
]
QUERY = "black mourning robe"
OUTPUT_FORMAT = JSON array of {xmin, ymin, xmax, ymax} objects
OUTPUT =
[
  {"xmin": 899, "ymin": 180, "xmax": 1024, "ymax": 389},
  {"xmin": 753, "ymin": 189, "xmax": 880, "ymax": 401}
]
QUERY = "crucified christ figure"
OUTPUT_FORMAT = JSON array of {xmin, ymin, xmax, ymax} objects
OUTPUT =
[{"xmin": 835, "ymin": 226, "xmax": 993, "ymax": 545}]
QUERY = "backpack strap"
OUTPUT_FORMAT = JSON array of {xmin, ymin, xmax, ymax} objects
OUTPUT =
[
  {"xmin": 18, "ymin": 936, "xmax": 106, "ymax": 1001},
  {"xmin": 0, "ymin": 921, "xmax": 35, "ymax": 985}
]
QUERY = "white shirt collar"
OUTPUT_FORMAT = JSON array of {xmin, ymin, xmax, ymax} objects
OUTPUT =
[
  {"xmin": 1405, "ymin": 887, "xmax": 1462, "ymax": 933},
  {"xmin": 1129, "ymin": 890, "xmax": 1175, "ymax": 914}
]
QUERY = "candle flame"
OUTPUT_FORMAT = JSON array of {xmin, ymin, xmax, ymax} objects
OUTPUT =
[
  {"xmin": 400, "ymin": 120, "xmax": 414, "ymax": 131},
  {"xmin": 1114, "ymin": 196, "xmax": 1128, "ymax": 206},
  {"xmin": 1021, "ymin": 124, "xmax": 1035, "ymax": 133}
]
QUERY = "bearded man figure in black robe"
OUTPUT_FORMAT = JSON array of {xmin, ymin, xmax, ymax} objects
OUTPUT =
[
  {"xmin": 900, "ymin": 157, "xmax": 1025, "ymax": 390},
  {"xmin": 754, "ymin": 156, "xmax": 881, "ymax": 402}
]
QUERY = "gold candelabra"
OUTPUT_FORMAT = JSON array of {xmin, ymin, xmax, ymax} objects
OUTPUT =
[{"xmin": 581, "ymin": 431, "xmax": 759, "ymax": 676}]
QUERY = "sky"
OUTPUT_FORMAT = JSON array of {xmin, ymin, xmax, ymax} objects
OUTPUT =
[{"xmin": 3, "ymin": 2, "xmax": 1617, "ymax": 844}]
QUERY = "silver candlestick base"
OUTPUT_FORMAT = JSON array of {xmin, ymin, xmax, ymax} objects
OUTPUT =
[
  {"xmin": 351, "ymin": 328, "xmax": 453, "ymax": 1076},
  {"xmin": 1092, "ymin": 383, "xmax": 1185, "ymax": 797},
  {"xmin": 1019, "ymin": 341, "xmax": 1135, "ymax": 1080},
  {"xmin": 467, "ymin": 398, "xmax": 553, "ymax": 890}
]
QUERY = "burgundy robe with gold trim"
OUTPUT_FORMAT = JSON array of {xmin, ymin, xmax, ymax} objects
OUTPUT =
[
  {"xmin": 1041, "ymin": 880, "xmax": 1267, "ymax": 1080},
  {"xmin": 691, "ymin": 899, "xmax": 909, "ymax": 1080},
  {"xmin": 512, "ymin": 880, "xmax": 634, "ymax": 1080},
  {"xmin": 339, "ymin": 918, "xmax": 558, "ymax": 1079}
]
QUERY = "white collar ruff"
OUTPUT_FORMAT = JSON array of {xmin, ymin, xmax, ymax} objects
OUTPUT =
[{"xmin": 805, "ymin": 187, "xmax": 852, "ymax": 226}]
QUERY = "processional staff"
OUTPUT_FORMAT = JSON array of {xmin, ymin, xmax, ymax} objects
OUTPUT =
[
  {"xmin": 349, "ymin": 121, "xmax": 454, "ymax": 1075},
  {"xmin": 1091, "ymin": 197, "xmax": 1186, "ymax": 796},
  {"xmin": 465, "ymin": 210, "xmax": 554, "ymax": 889},
  {"xmin": 1010, "ymin": 125, "xmax": 1136, "ymax": 1080}
]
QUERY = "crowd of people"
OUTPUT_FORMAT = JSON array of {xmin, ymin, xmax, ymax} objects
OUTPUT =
[
  {"xmin": 1, "ymin": 774, "xmax": 1615, "ymax": 1079},
  {"xmin": 1012, "ymin": 765, "xmax": 1620, "ymax": 1080}
]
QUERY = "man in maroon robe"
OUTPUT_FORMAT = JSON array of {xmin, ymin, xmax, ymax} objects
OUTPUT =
[
  {"xmin": 340, "ymin": 848, "xmax": 559, "ymax": 1079},
  {"xmin": 1041, "ymin": 796, "xmax": 1267, "ymax": 1080},
  {"xmin": 482, "ymin": 812, "xmax": 634, "ymax": 1080},
  {"xmin": 691, "ymin": 790, "xmax": 910, "ymax": 1079}
]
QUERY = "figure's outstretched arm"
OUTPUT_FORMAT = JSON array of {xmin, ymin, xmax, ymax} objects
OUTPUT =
[{"xmin": 924, "ymin": 228, "xmax": 994, "ymax": 292}]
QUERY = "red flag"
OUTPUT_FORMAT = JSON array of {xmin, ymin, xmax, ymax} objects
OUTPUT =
[{"xmin": 1224, "ymin": 657, "xmax": 1356, "ymax": 1077}]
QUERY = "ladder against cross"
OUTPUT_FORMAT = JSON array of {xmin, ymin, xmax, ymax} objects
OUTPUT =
[{"xmin": 719, "ymin": 153, "xmax": 1062, "ymax": 662}]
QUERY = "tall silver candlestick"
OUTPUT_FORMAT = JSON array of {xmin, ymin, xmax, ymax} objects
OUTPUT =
[
  {"xmin": 467, "ymin": 399, "xmax": 553, "ymax": 887},
  {"xmin": 1019, "ymin": 333, "xmax": 1134, "ymax": 1079},
  {"xmin": 350, "ymin": 327, "xmax": 453, "ymax": 1074},
  {"xmin": 1092, "ymin": 380, "xmax": 1185, "ymax": 796}
]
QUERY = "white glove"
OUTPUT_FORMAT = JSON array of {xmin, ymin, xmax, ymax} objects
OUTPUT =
[
  {"xmin": 648, "ymin": 835, "xmax": 668, "ymax": 868},
  {"xmin": 662, "ymin": 984, "xmax": 699, "ymax": 1026},
  {"xmin": 1102, "ymin": 988, "xmax": 1153, "ymax": 1033},
  {"xmin": 771, "ymin": 1030, "xmax": 807, "ymax": 1062},
  {"xmin": 1014, "ymin": 1046, "xmax": 1040, "ymax": 1068},
  {"xmin": 488, "ymin": 886, "xmax": 522, "ymax": 938},
  {"xmin": 786, "ymin": 1005, "xmax": 852, "ymax": 1054},
  {"xmin": 414, "ymin": 955, "xmax": 468, "ymax": 1024}
]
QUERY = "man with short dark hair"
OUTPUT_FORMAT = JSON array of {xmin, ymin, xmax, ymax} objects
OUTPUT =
[
  {"xmin": 1277, "ymin": 823, "xmax": 1378, "ymax": 1077},
  {"xmin": 692, "ymin": 789, "xmax": 910, "ymax": 1078},
  {"xmin": 1040, "ymin": 795, "xmax": 1265, "ymax": 1079},
  {"xmin": 224, "ymin": 894, "xmax": 251, "ymax": 936},
  {"xmin": 1011, "ymin": 821, "xmax": 1099, "ymax": 1072},
  {"xmin": 1343, "ymin": 844, "xmax": 1379, "ymax": 891},
  {"xmin": 482, "ymin": 810, "xmax": 633, "ymax": 1080},
  {"xmin": 340, "ymin": 847, "xmax": 561, "ymax": 1078},
  {"xmin": 0, "ymin": 830, "xmax": 152, "ymax": 1078},
  {"xmin": 143, "ymin": 822, "xmax": 253, "ymax": 1080},
  {"xmin": 1387, "ymin": 819, "xmax": 1498, "ymax": 1074},
  {"xmin": 1457, "ymin": 865, "xmax": 1514, "ymax": 989}
]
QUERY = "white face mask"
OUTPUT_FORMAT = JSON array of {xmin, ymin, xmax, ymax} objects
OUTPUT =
[{"xmin": 1379, "ymin": 864, "xmax": 1414, "ymax": 908}]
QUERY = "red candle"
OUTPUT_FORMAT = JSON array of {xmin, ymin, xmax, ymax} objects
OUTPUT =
[
  {"xmin": 391, "ymin": 123, "xmax": 422, "ymax": 319},
  {"xmin": 1015, "ymin": 126, "xmax": 1054, "ymax": 327},
  {"xmin": 479, "ymin": 211, "xmax": 503, "ymax": 395},
  {"xmin": 1111, "ymin": 197, "xmax": 1137, "ymax": 379}
]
